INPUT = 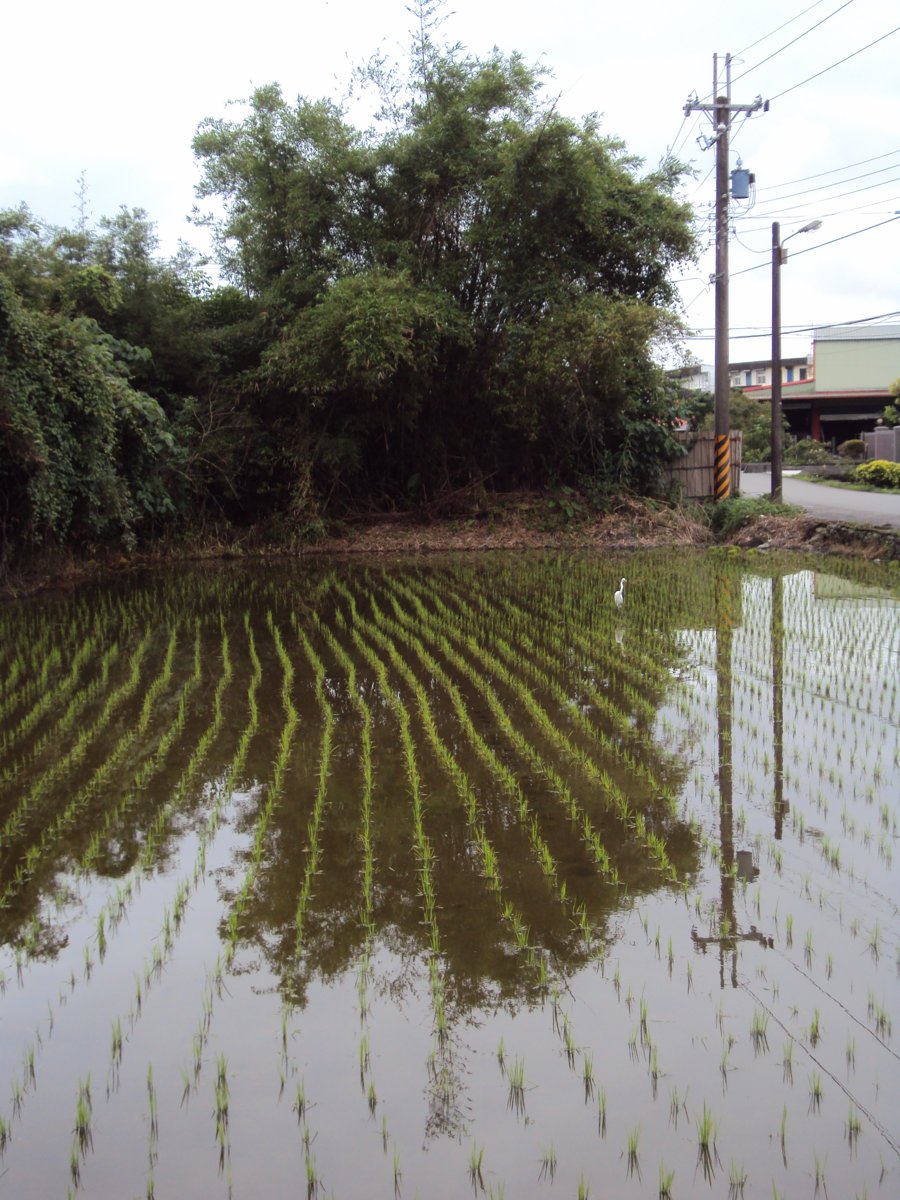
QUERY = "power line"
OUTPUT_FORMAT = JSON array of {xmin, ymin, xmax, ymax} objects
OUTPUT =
[
  {"xmin": 768, "ymin": 25, "xmax": 900, "ymax": 103},
  {"xmin": 755, "ymin": 148, "xmax": 900, "ymax": 193},
  {"xmin": 790, "ymin": 212, "xmax": 900, "ymax": 257},
  {"xmin": 750, "ymin": 163, "xmax": 900, "ymax": 205},
  {"xmin": 732, "ymin": 0, "xmax": 855, "ymax": 85},
  {"xmin": 729, "ymin": 213, "xmax": 900, "ymax": 276},
  {"xmin": 733, "ymin": 0, "xmax": 834, "ymax": 58},
  {"xmin": 683, "ymin": 310, "xmax": 900, "ymax": 341},
  {"xmin": 746, "ymin": 174, "xmax": 900, "ymax": 217},
  {"xmin": 735, "ymin": 193, "xmax": 900, "ymax": 225}
]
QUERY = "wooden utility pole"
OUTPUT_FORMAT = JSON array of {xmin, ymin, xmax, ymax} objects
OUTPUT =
[{"xmin": 685, "ymin": 56, "xmax": 764, "ymax": 501}]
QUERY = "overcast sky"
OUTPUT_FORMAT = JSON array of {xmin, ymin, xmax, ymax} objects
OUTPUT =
[{"xmin": 3, "ymin": 0, "xmax": 898, "ymax": 363}]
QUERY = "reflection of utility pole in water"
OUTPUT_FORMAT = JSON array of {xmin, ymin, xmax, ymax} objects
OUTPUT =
[
  {"xmin": 692, "ymin": 571, "xmax": 771, "ymax": 986},
  {"xmin": 772, "ymin": 574, "xmax": 787, "ymax": 840},
  {"xmin": 715, "ymin": 571, "xmax": 737, "ymax": 988}
]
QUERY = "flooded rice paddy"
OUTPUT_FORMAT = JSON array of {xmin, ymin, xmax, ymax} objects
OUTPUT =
[{"xmin": 0, "ymin": 549, "xmax": 897, "ymax": 1199}]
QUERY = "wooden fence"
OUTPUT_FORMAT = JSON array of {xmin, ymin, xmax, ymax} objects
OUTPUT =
[{"xmin": 662, "ymin": 431, "xmax": 743, "ymax": 499}]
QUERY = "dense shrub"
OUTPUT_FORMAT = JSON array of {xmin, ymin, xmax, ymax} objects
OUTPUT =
[
  {"xmin": 783, "ymin": 438, "xmax": 837, "ymax": 466},
  {"xmin": 853, "ymin": 459, "xmax": 900, "ymax": 489},
  {"xmin": 837, "ymin": 439, "xmax": 866, "ymax": 460}
]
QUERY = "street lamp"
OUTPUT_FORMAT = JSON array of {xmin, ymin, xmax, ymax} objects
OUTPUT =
[{"xmin": 771, "ymin": 219, "xmax": 822, "ymax": 502}]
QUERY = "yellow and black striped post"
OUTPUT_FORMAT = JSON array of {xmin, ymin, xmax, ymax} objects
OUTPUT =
[{"xmin": 714, "ymin": 433, "xmax": 732, "ymax": 501}]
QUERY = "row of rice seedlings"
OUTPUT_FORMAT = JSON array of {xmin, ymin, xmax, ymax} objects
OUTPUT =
[
  {"xmin": 289, "ymin": 1073, "xmax": 324, "ymax": 1199},
  {"xmin": 317, "ymin": 623, "xmax": 375, "ymax": 933},
  {"xmin": 444, "ymin": 557, "xmax": 670, "ymax": 709},
  {"xmin": 342, "ymin": 581, "xmax": 583, "ymax": 928},
  {"xmin": 0, "ymin": 627, "xmax": 167, "ymax": 909},
  {"xmin": 343, "ymin": 598, "xmax": 450, "ymax": 1052},
  {"xmin": 400, "ymin": 572, "xmax": 671, "ymax": 804},
  {"xmin": 220, "ymin": 614, "xmax": 297, "ymax": 967},
  {"xmin": 17, "ymin": 620, "xmax": 255, "ymax": 1152},
  {"xmin": 309, "ymin": 607, "xmax": 389, "ymax": 1159},
  {"xmin": 393, "ymin": 571, "xmax": 672, "ymax": 835},
  {"xmin": 0, "ymin": 629, "xmax": 100, "ymax": 760},
  {"xmin": 407, "ymin": 565, "xmax": 667, "ymax": 739},
  {"xmin": 0, "ymin": 610, "xmax": 70, "ymax": 719},
  {"xmin": 393, "ymin": 578, "xmax": 679, "ymax": 885},
  {"xmin": 319, "ymin": 617, "xmax": 386, "ymax": 1136},
  {"xmin": 0, "ymin": 640, "xmax": 124, "ymax": 798},
  {"xmin": 351, "ymin": 602, "xmax": 549, "ymax": 983},
  {"xmin": 367, "ymin": 578, "xmax": 621, "ymax": 896},
  {"xmin": 81, "ymin": 620, "xmax": 210, "ymax": 875},
  {"xmin": 0, "ymin": 628, "xmax": 148, "ymax": 848},
  {"xmin": 64, "ymin": 624, "xmax": 234, "ymax": 1101},
  {"xmin": 57, "ymin": 620, "xmax": 264, "ymax": 1181},
  {"xmin": 289, "ymin": 619, "xmax": 335, "ymax": 953}
]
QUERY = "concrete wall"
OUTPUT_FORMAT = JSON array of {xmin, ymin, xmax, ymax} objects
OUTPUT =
[
  {"xmin": 816, "ymin": 337, "xmax": 900, "ymax": 391},
  {"xmin": 862, "ymin": 427, "xmax": 900, "ymax": 462}
]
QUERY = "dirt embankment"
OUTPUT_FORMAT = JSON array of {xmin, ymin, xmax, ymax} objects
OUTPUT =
[
  {"xmin": 3, "ymin": 497, "xmax": 898, "ymax": 600},
  {"xmin": 302, "ymin": 496, "xmax": 900, "ymax": 561}
]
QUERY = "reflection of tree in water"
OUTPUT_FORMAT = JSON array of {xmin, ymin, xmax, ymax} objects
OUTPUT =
[
  {"xmin": 1, "ymin": 555, "xmax": 707, "ymax": 1031},
  {"xmin": 225, "ymin": 558, "xmax": 709, "ymax": 1030}
]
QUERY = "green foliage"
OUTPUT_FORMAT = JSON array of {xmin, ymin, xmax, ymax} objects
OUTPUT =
[
  {"xmin": 192, "ymin": 9, "xmax": 696, "ymax": 508},
  {"xmin": 837, "ymin": 438, "xmax": 865, "ymax": 461},
  {"xmin": 699, "ymin": 390, "xmax": 782, "ymax": 462},
  {"xmin": 853, "ymin": 459, "xmax": 900, "ymax": 490},
  {"xmin": 880, "ymin": 400, "xmax": 898, "ymax": 425},
  {"xmin": 2, "ymin": 4, "xmax": 698, "ymax": 559},
  {"xmin": 705, "ymin": 496, "xmax": 798, "ymax": 539},
  {"xmin": 0, "ymin": 271, "xmax": 176, "ymax": 550},
  {"xmin": 783, "ymin": 438, "xmax": 836, "ymax": 466}
]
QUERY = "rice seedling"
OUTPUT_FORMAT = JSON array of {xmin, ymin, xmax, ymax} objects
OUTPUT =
[
  {"xmin": 696, "ymin": 1101, "xmax": 718, "ymax": 1151},
  {"xmin": 73, "ymin": 1075, "xmax": 92, "ymax": 1153},
  {"xmin": 782, "ymin": 1039, "xmax": 794, "ymax": 1084},
  {"xmin": 847, "ymin": 1104, "xmax": 862, "ymax": 1146},
  {"xmin": 658, "ymin": 1162, "xmax": 675, "ymax": 1199},
  {"xmin": 147, "ymin": 1063, "xmax": 158, "ymax": 1166},
  {"xmin": 809, "ymin": 1008, "xmax": 821, "ymax": 1047},
  {"xmin": 625, "ymin": 1126, "xmax": 640, "ymax": 1179},
  {"xmin": 293, "ymin": 1079, "xmax": 307, "ymax": 1122},
  {"xmin": 809, "ymin": 1071, "xmax": 824, "ymax": 1111},
  {"xmin": 538, "ymin": 1142, "xmax": 557, "ymax": 1182},
  {"xmin": 468, "ymin": 1142, "xmax": 484, "ymax": 1189},
  {"xmin": 814, "ymin": 1151, "xmax": 827, "ymax": 1195},
  {"xmin": 582, "ymin": 1051, "xmax": 595, "ymax": 1100},
  {"xmin": 750, "ymin": 1008, "xmax": 769, "ymax": 1053},
  {"xmin": 506, "ymin": 1057, "xmax": 526, "ymax": 1116}
]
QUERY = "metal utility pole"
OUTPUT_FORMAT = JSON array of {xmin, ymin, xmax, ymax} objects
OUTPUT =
[{"xmin": 685, "ymin": 56, "xmax": 764, "ymax": 501}]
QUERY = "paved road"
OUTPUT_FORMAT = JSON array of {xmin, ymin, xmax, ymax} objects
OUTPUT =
[{"xmin": 740, "ymin": 471, "xmax": 900, "ymax": 527}]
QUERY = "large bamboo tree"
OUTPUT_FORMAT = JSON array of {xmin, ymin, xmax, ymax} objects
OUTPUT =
[{"xmin": 191, "ymin": 3, "xmax": 697, "ymax": 512}]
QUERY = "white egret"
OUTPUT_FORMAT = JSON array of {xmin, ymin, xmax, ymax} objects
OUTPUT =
[{"xmin": 614, "ymin": 578, "xmax": 626, "ymax": 610}]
